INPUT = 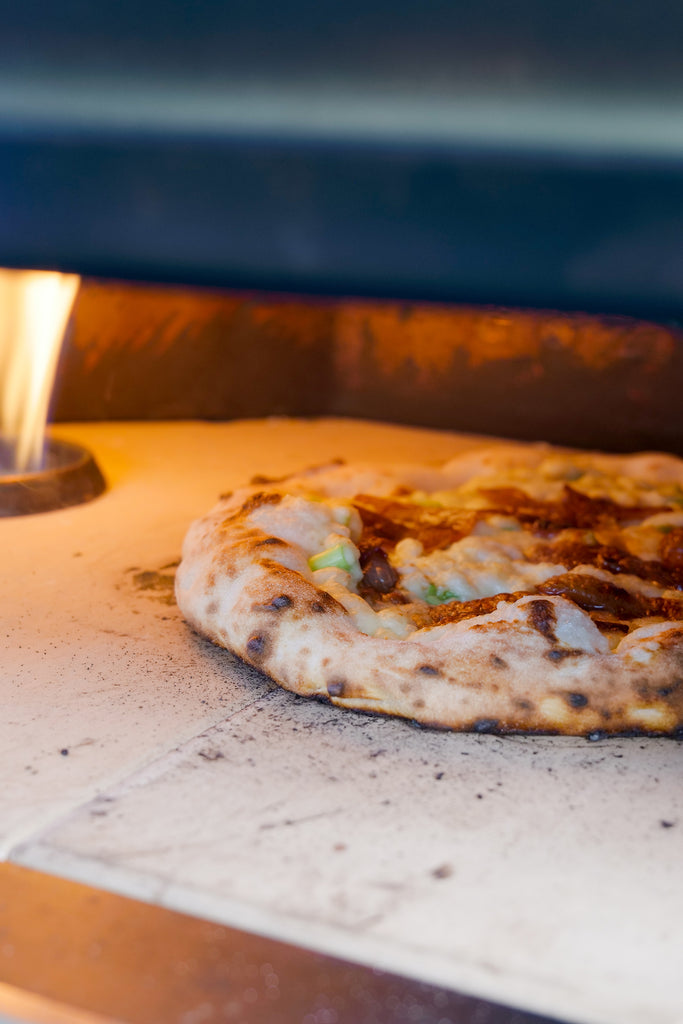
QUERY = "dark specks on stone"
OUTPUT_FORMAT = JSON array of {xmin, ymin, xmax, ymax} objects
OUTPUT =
[
  {"xmin": 198, "ymin": 749, "xmax": 225, "ymax": 761},
  {"xmin": 566, "ymin": 692, "xmax": 589, "ymax": 709},
  {"xmin": 431, "ymin": 864, "xmax": 453, "ymax": 880},
  {"xmin": 60, "ymin": 748, "xmax": 69, "ymax": 756},
  {"xmin": 435, "ymin": 771, "xmax": 444, "ymax": 780},
  {"xmin": 661, "ymin": 820, "xmax": 675, "ymax": 828},
  {"xmin": 132, "ymin": 570, "xmax": 175, "ymax": 592}
]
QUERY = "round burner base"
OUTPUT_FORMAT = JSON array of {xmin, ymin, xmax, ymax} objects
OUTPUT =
[{"xmin": 0, "ymin": 438, "xmax": 106, "ymax": 516}]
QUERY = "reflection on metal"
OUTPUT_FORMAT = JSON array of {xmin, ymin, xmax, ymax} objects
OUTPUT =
[
  {"xmin": 0, "ymin": 437, "xmax": 105, "ymax": 516},
  {"xmin": 54, "ymin": 283, "xmax": 683, "ymax": 455},
  {"xmin": 0, "ymin": 981, "xmax": 120, "ymax": 1024},
  {"xmin": 0, "ymin": 864, "xmax": 559, "ymax": 1024}
]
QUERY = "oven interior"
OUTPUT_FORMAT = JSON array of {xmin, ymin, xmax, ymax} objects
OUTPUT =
[{"xmin": 2, "ymin": 5, "xmax": 683, "ymax": 1023}]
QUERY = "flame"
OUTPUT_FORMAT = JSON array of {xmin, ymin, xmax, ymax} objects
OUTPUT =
[{"xmin": 0, "ymin": 269, "xmax": 80, "ymax": 473}]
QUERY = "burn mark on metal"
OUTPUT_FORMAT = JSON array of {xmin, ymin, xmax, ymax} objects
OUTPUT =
[{"xmin": 53, "ymin": 287, "xmax": 683, "ymax": 454}]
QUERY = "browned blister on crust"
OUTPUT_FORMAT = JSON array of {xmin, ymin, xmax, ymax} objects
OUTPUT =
[{"xmin": 175, "ymin": 445, "xmax": 683, "ymax": 736}]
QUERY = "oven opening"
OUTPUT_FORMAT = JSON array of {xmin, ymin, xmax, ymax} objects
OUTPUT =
[{"xmin": 2, "ymin": 273, "xmax": 681, "ymax": 1024}]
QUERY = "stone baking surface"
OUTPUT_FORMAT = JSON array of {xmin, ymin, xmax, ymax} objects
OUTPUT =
[{"xmin": 4, "ymin": 421, "xmax": 683, "ymax": 1024}]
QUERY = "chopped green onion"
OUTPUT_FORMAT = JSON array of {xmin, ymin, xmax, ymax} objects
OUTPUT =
[
  {"xmin": 424, "ymin": 583, "xmax": 460, "ymax": 605},
  {"xmin": 308, "ymin": 543, "xmax": 355, "ymax": 572}
]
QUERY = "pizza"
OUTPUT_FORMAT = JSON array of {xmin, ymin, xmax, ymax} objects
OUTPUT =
[{"xmin": 175, "ymin": 442, "xmax": 683, "ymax": 737}]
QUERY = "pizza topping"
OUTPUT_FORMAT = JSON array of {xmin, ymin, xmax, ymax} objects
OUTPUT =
[
  {"xmin": 308, "ymin": 541, "xmax": 357, "ymax": 573},
  {"xmin": 478, "ymin": 485, "xmax": 663, "ymax": 533},
  {"xmin": 530, "ymin": 539, "xmax": 683, "ymax": 591},
  {"xmin": 419, "ymin": 592, "xmax": 521, "ymax": 627},
  {"xmin": 248, "ymin": 457, "xmax": 683, "ymax": 642},
  {"xmin": 353, "ymin": 495, "xmax": 477, "ymax": 554},
  {"xmin": 536, "ymin": 572, "xmax": 683, "ymax": 621},
  {"xmin": 660, "ymin": 527, "xmax": 683, "ymax": 571},
  {"xmin": 392, "ymin": 533, "xmax": 563, "ymax": 607},
  {"xmin": 424, "ymin": 583, "xmax": 460, "ymax": 605},
  {"xmin": 359, "ymin": 546, "xmax": 399, "ymax": 594}
]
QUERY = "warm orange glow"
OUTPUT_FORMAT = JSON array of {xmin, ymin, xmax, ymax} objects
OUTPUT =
[{"xmin": 0, "ymin": 269, "xmax": 80, "ymax": 472}]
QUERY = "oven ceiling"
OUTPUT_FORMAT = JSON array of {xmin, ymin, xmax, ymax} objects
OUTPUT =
[{"xmin": 0, "ymin": 0, "xmax": 682, "ymax": 318}]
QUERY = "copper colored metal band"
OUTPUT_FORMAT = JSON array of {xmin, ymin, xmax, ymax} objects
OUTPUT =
[
  {"xmin": 0, "ymin": 438, "xmax": 105, "ymax": 516},
  {"xmin": 0, "ymin": 864, "xmax": 560, "ymax": 1024}
]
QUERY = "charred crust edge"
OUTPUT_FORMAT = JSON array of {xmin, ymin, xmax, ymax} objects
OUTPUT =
[
  {"xmin": 566, "ymin": 691, "xmax": 589, "ymax": 708},
  {"xmin": 546, "ymin": 648, "xmax": 583, "ymax": 662},
  {"xmin": 528, "ymin": 599, "xmax": 557, "ymax": 641},
  {"xmin": 246, "ymin": 634, "xmax": 268, "ymax": 660}
]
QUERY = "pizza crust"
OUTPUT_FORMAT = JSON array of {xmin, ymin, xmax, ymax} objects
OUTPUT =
[{"xmin": 176, "ymin": 445, "xmax": 683, "ymax": 736}]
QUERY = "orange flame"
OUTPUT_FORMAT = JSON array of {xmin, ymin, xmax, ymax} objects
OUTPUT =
[{"xmin": 0, "ymin": 269, "xmax": 80, "ymax": 472}]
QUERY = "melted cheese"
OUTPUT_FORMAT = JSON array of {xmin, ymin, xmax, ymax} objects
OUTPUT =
[{"xmin": 248, "ymin": 456, "xmax": 681, "ymax": 640}]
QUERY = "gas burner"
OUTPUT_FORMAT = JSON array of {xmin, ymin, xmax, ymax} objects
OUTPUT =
[{"xmin": 0, "ymin": 437, "xmax": 105, "ymax": 516}]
